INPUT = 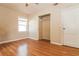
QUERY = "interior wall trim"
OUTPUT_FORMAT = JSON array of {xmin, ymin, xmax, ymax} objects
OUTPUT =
[
  {"xmin": 0, "ymin": 37, "xmax": 27, "ymax": 44},
  {"xmin": 51, "ymin": 41, "xmax": 63, "ymax": 45}
]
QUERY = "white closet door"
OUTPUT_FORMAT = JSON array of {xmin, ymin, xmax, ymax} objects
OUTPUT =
[
  {"xmin": 61, "ymin": 8, "xmax": 79, "ymax": 48},
  {"xmin": 42, "ymin": 18, "xmax": 50, "ymax": 40}
]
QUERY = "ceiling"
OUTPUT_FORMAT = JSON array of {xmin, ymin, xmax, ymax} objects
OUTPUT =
[{"xmin": 0, "ymin": 3, "xmax": 79, "ymax": 15}]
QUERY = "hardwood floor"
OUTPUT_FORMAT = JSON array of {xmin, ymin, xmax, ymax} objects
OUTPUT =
[{"xmin": 0, "ymin": 38, "xmax": 79, "ymax": 56}]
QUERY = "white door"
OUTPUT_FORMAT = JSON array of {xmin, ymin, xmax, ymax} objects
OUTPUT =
[
  {"xmin": 61, "ymin": 8, "xmax": 79, "ymax": 48},
  {"xmin": 42, "ymin": 16, "xmax": 50, "ymax": 40},
  {"xmin": 39, "ymin": 15, "xmax": 50, "ymax": 40}
]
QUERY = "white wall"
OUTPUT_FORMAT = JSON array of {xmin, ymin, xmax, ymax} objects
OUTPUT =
[
  {"xmin": 29, "ymin": 15, "xmax": 39, "ymax": 40},
  {"xmin": 28, "ymin": 5, "xmax": 79, "ymax": 45},
  {"xmin": 0, "ymin": 6, "xmax": 29, "ymax": 42},
  {"xmin": 28, "ymin": 8, "xmax": 63, "ymax": 44}
]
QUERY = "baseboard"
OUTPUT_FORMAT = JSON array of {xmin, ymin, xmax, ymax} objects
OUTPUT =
[
  {"xmin": 51, "ymin": 41, "xmax": 63, "ymax": 45},
  {"xmin": 0, "ymin": 37, "xmax": 27, "ymax": 44},
  {"xmin": 0, "ymin": 37, "xmax": 63, "ymax": 45},
  {"xmin": 27, "ymin": 37, "xmax": 39, "ymax": 40}
]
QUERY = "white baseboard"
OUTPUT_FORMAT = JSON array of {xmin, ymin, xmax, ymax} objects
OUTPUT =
[
  {"xmin": 51, "ymin": 41, "xmax": 63, "ymax": 45},
  {"xmin": 27, "ymin": 37, "xmax": 39, "ymax": 40},
  {"xmin": 0, "ymin": 37, "xmax": 27, "ymax": 44},
  {"xmin": 0, "ymin": 37, "xmax": 63, "ymax": 46}
]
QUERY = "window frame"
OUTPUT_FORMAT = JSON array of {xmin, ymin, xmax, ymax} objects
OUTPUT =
[{"xmin": 18, "ymin": 17, "xmax": 27, "ymax": 32}]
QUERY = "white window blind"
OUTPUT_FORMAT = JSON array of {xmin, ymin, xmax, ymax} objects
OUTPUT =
[{"xmin": 18, "ymin": 17, "xmax": 27, "ymax": 32}]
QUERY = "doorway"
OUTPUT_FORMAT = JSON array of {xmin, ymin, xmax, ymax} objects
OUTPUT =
[{"xmin": 39, "ymin": 14, "xmax": 50, "ymax": 42}]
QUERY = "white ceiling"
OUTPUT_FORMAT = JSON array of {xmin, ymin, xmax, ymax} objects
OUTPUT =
[{"xmin": 0, "ymin": 3, "xmax": 79, "ymax": 15}]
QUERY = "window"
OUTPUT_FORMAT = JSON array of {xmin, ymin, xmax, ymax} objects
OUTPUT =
[{"xmin": 18, "ymin": 17, "xmax": 27, "ymax": 32}]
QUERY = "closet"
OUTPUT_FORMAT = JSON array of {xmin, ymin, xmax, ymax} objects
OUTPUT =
[{"xmin": 39, "ymin": 14, "xmax": 50, "ymax": 41}]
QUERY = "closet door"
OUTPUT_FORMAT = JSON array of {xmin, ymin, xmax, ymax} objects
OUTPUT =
[
  {"xmin": 61, "ymin": 8, "xmax": 79, "ymax": 48},
  {"xmin": 39, "ymin": 15, "xmax": 50, "ymax": 40},
  {"xmin": 41, "ymin": 16, "xmax": 50, "ymax": 40}
]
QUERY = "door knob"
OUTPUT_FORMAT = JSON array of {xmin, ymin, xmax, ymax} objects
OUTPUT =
[{"xmin": 63, "ymin": 27, "xmax": 66, "ymax": 30}]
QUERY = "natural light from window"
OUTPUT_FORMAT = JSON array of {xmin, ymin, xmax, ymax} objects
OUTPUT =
[{"xmin": 18, "ymin": 17, "xmax": 27, "ymax": 32}]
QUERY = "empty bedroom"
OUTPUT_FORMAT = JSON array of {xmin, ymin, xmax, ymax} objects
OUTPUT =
[{"xmin": 0, "ymin": 3, "xmax": 79, "ymax": 56}]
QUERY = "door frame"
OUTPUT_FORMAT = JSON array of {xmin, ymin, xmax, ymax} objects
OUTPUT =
[{"xmin": 38, "ymin": 14, "xmax": 51, "ymax": 41}]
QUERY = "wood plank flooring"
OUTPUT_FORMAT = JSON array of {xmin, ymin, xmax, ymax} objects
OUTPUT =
[{"xmin": 0, "ymin": 38, "xmax": 79, "ymax": 56}]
